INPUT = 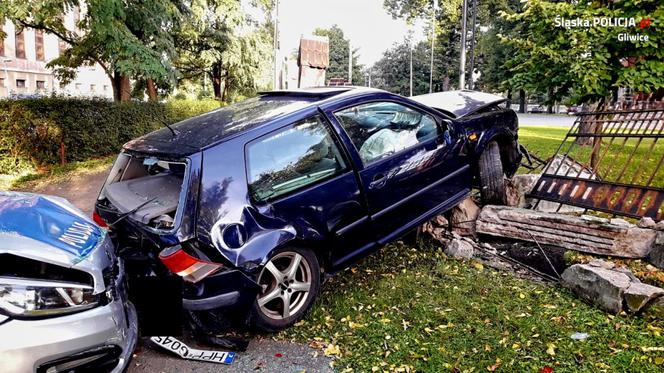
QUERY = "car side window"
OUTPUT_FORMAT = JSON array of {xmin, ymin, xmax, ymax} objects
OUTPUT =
[
  {"xmin": 247, "ymin": 115, "xmax": 348, "ymax": 202},
  {"xmin": 334, "ymin": 101, "xmax": 439, "ymax": 164}
]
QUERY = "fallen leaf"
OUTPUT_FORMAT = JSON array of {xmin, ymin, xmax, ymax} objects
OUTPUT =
[
  {"xmin": 324, "ymin": 344, "xmax": 341, "ymax": 357},
  {"xmin": 546, "ymin": 343, "xmax": 556, "ymax": 356}
]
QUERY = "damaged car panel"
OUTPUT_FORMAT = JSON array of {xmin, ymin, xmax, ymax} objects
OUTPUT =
[
  {"xmin": 0, "ymin": 192, "xmax": 137, "ymax": 373},
  {"xmin": 94, "ymin": 87, "xmax": 521, "ymax": 332}
]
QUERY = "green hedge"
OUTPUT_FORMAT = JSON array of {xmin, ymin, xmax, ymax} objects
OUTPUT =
[{"xmin": 0, "ymin": 98, "xmax": 223, "ymax": 174}]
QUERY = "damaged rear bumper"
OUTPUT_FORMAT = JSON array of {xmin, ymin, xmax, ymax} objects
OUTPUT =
[{"xmin": 183, "ymin": 269, "xmax": 262, "ymax": 313}]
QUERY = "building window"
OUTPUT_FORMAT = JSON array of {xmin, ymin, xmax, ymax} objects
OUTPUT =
[
  {"xmin": 103, "ymin": 85, "xmax": 108, "ymax": 92},
  {"xmin": 0, "ymin": 78, "xmax": 5, "ymax": 88},
  {"xmin": 75, "ymin": 83, "xmax": 81, "ymax": 90},
  {"xmin": 35, "ymin": 30, "xmax": 45, "ymax": 61},
  {"xmin": 16, "ymin": 79, "xmax": 26, "ymax": 88},
  {"xmin": 36, "ymin": 80, "xmax": 46, "ymax": 89},
  {"xmin": 90, "ymin": 84, "xmax": 96, "ymax": 92},
  {"xmin": 15, "ymin": 30, "xmax": 25, "ymax": 59}
]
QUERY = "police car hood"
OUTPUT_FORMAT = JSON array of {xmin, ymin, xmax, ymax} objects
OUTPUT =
[{"xmin": 0, "ymin": 192, "xmax": 109, "ymax": 290}]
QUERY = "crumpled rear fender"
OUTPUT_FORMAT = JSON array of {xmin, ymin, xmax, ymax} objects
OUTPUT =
[{"xmin": 209, "ymin": 204, "xmax": 323, "ymax": 274}]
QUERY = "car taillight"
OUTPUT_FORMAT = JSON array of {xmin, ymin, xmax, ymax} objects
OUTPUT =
[
  {"xmin": 92, "ymin": 211, "xmax": 108, "ymax": 228},
  {"xmin": 159, "ymin": 246, "xmax": 223, "ymax": 283}
]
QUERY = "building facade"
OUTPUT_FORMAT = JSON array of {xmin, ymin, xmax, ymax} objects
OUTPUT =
[{"xmin": 0, "ymin": 16, "xmax": 112, "ymax": 99}]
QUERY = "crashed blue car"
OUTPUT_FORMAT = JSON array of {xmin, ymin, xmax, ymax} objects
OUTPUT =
[
  {"xmin": 0, "ymin": 192, "xmax": 137, "ymax": 372},
  {"xmin": 94, "ymin": 87, "xmax": 521, "ymax": 332}
]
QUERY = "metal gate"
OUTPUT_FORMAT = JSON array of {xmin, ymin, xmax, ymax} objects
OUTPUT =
[{"xmin": 528, "ymin": 108, "xmax": 664, "ymax": 220}]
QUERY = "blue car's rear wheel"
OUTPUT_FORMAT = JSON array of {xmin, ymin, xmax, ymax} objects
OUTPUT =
[{"xmin": 251, "ymin": 248, "xmax": 320, "ymax": 332}]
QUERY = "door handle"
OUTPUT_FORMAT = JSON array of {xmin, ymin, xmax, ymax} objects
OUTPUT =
[{"xmin": 369, "ymin": 173, "xmax": 387, "ymax": 189}]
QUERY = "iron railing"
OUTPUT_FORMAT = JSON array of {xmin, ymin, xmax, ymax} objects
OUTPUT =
[{"xmin": 528, "ymin": 108, "xmax": 664, "ymax": 220}]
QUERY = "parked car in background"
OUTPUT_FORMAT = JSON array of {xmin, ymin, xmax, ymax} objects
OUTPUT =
[
  {"xmin": 94, "ymin": 87, "xmax": 521, "ymax": 332},
  {"xmin": 0, "ymin": 192, "xmax": 137, "ymax": 373},
  {"xmin": 566, "ymin": 105, "xmax": 581, "ymax": 115},
  {"xmin": 528, "ymin": 104, "xmax": 546, "ymax": 113}
]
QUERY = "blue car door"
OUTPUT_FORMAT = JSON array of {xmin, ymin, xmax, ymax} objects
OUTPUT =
[
  {"xmin": 243, "ymin": 112, "xmax": 375, "ymax": 269},
  {"xmin": 325, "ymin": 99, "xmax": 472, "ymax": 242}
]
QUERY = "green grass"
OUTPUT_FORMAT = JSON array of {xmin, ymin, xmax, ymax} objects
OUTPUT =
[
  {"xmin": 282, "ymin": 239, "xmax": 664, "ymax": 372},
  {"xmin": 1, "ymin": 156, "xmax": 114, "ymax": 191}
]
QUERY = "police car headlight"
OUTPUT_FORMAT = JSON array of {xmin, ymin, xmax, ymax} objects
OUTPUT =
[{"xmin": 0, "ymin": 277, "xmax": 100, "ymax": 318}]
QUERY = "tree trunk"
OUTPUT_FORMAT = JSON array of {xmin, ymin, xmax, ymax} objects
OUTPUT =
[
  {"xmin": 112, "ymin": 71, "xmax": 122, "ymax": 102},
  {"xmin": 120, "ymin": 75, "xmax": 131, "ymax": 102},
  {"xmin": 518, "ymin": 89, "xmax": 526, "ymax": 113},
  {"xmin": 146, "ymin": 78, "xmax": 158, "ymax": 101},
  {"xmin": 547, "ymin": 86, "xmax": 554, "ymax": 114},
  {"xmin": 212, "ymin": 64, "xmax": 222, "ymax": 99},
  {"xmin": 112, "ymin": 71, "xmax": 132, "ymax": 102},
  {"xmin": 506, "ymin": 89, "xmax": 512, "ymax": 109},
  {"xmin": 442, "ymin": 76, "xmax": 450, "ymax": 91},
  {"xmin": 575, "ymin": 98, "xmax": 604, "ymax": 146},
  {"xmin": 221, "ymin": 76, "xmax": 231, "ymax": 103}
]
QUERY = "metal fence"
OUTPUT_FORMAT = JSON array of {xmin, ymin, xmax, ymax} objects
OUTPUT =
[{"xmin": 528, "ymin": 108, "xmax": 664, "ymax": 220}]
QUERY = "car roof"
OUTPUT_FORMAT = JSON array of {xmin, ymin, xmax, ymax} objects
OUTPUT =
[{"xmin": 123, "ymin": 87, "xmax": 378, "ymax": 157}]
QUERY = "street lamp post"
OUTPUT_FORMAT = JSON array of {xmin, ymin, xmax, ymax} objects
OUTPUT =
[
  {"xmin": 429, "ymin": 0, "xmax": 438, "ymax": 93},
  {"xmin": 273, "ymin": 0, "xmax": 280, "ymax": 90},
  {"xmin": 409, "ymin": 36, "xmax": 413, "ymax": 96},
  {"xmin": 459, "ymin": 0, "xmax": 468, "ymax": 90}
]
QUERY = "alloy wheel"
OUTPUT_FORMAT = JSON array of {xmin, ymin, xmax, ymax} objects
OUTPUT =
[{"xmin": 257, "ymin": 252, "xmax": 312, "ymax": 320}]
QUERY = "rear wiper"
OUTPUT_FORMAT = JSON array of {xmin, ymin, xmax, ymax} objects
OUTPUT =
[{"xmin": 108, "ymin": 197, "xmax": 157, "ymax": 227}]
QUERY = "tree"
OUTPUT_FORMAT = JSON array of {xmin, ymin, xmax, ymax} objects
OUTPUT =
[
  {"xmin": 173, "ymin": 0, "xmax": 272, "ymax": 101},
  {"xmin": 313, "ymin": 25, "xmax": 364, "ymax": 85},
  {"xmin": 2, "ymin": 0, "xmax": 182, "ymax": 101},
  {"xmin": 500, "ymin": 0, "xmax": 664, "ymax": 104},
  {"xmin": 371, "ymin": 38, "xmax": 431, "ymax": 96}
]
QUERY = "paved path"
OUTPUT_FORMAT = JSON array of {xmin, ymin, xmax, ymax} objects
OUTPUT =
[
  {"xmin": 16, "ymin": 168, "xmax": 332, "ymax": 373},
  {"xmin": 517, "ymin": 113, "xmax": 577, "ymax": 127}
]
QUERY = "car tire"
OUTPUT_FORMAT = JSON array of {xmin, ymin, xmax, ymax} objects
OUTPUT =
[
  {"xmin": 250, "ymin": 247, "xmax": 320, "ymax": 332},
  {"xmin": 478, "ymin": 141, "xmax": 506, "ymax": 204}
]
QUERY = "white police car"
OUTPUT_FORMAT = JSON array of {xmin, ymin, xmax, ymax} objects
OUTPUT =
[{"xmin": 0, "ymin": 191, "xmax": 137, "ymax": 373}]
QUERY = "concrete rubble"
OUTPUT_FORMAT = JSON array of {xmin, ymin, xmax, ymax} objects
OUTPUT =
[
  {"xmin": 449, "ymin": 197, "xmax": 480, "ymax": 237},
  {"xmin": 561, "ymin": 261, "xmax": 664, "ymax": 314},
  {"xmin": 476, "ymin": 205, "xmax": 657, "ymax": 258},
  {"xmin": 421, "ymin": 171, "xmax": 664, "ymax": 318}
]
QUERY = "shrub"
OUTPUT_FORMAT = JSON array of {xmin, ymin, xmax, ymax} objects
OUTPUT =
[{"xmin": 0, "ymin": 97, "xmax": 223, "ymax": 174}]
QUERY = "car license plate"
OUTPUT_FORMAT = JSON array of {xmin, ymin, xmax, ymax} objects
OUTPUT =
[{"xmin": 150, "ymin": 336, "xmax": 235, "ymax": 364}]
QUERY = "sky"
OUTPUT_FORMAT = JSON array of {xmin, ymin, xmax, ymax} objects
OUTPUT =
[{"xmin": 276, "ymin": 0, "xmax": 427, "ymax": 66}]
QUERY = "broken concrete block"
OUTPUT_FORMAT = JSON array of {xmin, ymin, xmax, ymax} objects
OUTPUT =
[
  {"xmin": 444, "ymin": 238, "xmax": 474, "ymax": 259},
  {"xmin": 561, "ymin": 264, "xmax": 631, "ymax": 313},
  {"xmin": 589, "ymin": 259, "xmax": 615, "ymax": 270},
  {"xmin": 505, "ymin": 174, "xmax": 539, "ymax": 208},
  {"xmin": 645, "ymin": 296, "xmax": 664, "ymax": 318},
  {"xmin": 638, "ymin": 217, "xmax": 657, "ymax": 229},
  {"xmin": 476, "ymin": 205, "xmax": 657, "ymax": 258},
  {"xmin": 656, "ymin": 220, "xmax": 664, "ymax": 231},
  {"xmin": 432, "ymin": 215, "xmax": 449, "ymax": 228},
  {"xmin": 624, "ymin": 282, "xmax": 664, "ymax": 313},
  {"xmin": 648, "ymin": 232, "xmax": 664, "ymax": 269},
  {"xmin": 615, "ymin": 266, "xmax": 641, "ymax": 283},
  {"xmin": 450, "ymin": 197, "xmax": 480, "ymax": 237}
]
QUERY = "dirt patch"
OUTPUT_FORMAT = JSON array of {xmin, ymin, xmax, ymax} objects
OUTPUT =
[{"xmin": 14, "ymin": 166, "xmax": 111, "ymax": 216}]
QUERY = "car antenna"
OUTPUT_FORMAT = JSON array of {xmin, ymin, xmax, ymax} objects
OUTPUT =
[{"xmin": 160, "ymin": 119, "xmax": 179, "ymax": 137}]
